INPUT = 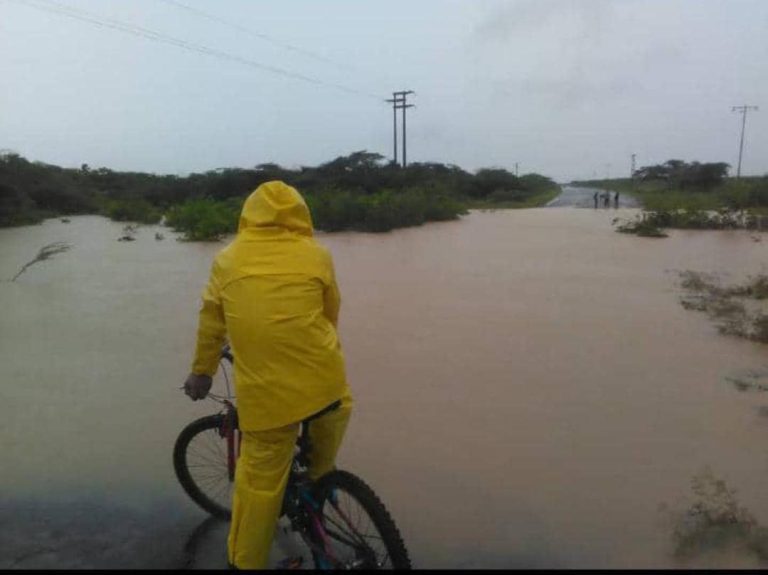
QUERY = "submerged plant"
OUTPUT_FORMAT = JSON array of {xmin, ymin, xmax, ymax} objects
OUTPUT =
[
  {"xmin": 752, "ymin": 314, "xmax": 768, "ymax": 343},
  {"xmin": 724, "ymin": 368, "xmax": 768, "ymax": 393},
  {"xmin": 663, "ymin": 468, "xmax": 768, "ymax": 565},
  {"xmin": 10, "ymin": 242, "xmax": 71, "ymax": 282},
  {"xmin": 118, "ymin": 224, "xmax": 138, "ymax": 242},
  {"xmin": 615, "ymin": 208, "xmax": 768, "ymax": 236},
  {"xmin": 678, "ymin": 271, "xmax": 768, "ymax": 344},
  {"xmin": 613, "ymin": 215, "xmax": 668, "ymax": 237}
]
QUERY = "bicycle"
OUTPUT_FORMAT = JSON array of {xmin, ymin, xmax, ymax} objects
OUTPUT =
[{"xmin": 173, "ymin": 346, "xmax": 411, "ymax": 569}]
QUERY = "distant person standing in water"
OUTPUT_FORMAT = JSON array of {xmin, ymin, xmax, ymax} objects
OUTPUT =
[
  {"xmin": 603, "ymin": 192, "xmax": 610, "ymax": 208},
  {"xmin": 593, "ymin": 191, "xmax": 598, "ymax": 209},
  {"xmin": 614, "ymin": 192, "xmax": 620, "ymax": 208}
]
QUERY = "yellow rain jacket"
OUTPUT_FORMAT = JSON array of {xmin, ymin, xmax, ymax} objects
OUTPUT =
[{"xmin": 191, "ymin": 181, "xmax": 349, "ymax": 431}]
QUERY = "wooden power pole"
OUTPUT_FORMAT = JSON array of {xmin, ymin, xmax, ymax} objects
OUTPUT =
[{"xmin": 385, "ymin": 91, "xmax": 415, "ymax": 167}]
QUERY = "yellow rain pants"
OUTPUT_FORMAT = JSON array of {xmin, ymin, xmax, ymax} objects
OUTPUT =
[
  {"xmin": 227, "ymin": 391, "xmax": 353, "ymax": 569},
  {"xmin": 190, "ymin": 181, "xmax": 353, "ymax": 569}
]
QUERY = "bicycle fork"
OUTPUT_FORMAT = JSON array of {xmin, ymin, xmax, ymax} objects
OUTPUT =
[
  {"xmin": 298, "ymin": 489, "xmax": 375, "ymax": 569},
  {"xmin": 293, "ymin": 489, "xmax": 337, "ymax": 569}
]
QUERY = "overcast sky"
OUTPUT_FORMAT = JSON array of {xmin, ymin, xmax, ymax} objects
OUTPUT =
[{"xmin": 1, "ymin": 0, "xmax": 766, "ymax": 182}]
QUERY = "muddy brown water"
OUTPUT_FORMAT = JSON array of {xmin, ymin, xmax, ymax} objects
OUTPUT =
[{"xmin": 0, "ymin": 209, "xmax": 766, "ymax": 568}]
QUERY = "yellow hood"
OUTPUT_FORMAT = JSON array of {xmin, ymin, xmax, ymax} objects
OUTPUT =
[{"xmin": 238, "ymin": 181, "xmax": 313, "ymax": 236}]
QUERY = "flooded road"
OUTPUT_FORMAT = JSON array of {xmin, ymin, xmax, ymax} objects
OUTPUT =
[
  {"xmin": 1, "ymin": 210, "xmax": 766, "ymax": 568},
  {"xmin": 547, "ymin": 185, "xmax": 642, "ymax": 208}
]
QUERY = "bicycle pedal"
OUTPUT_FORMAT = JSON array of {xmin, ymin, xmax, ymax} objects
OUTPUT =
[{"xmin": 276, "ymin": 556, "xmax": 304, "ymax": 569}]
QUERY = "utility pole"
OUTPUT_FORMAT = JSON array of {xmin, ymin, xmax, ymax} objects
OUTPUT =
[
  {"xmin": 631, "ymin": 154, "xmax": 637, "ymax": 190},
  {"xmin": 385, "ymin": 91, "xmax": 414, "ymax": 167},
  {"xmin": 398, "ymin": 91, "xmax": 414, "ymax": 168},
  {"xmin": 385, "ymin": 95, "xmax": 399, "ymax": 165},
  {"xmin": 732, "ymin": 105, "xmax": 758, "ymax": 179}
]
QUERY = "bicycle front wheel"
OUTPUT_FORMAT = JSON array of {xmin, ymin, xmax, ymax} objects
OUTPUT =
[
  {"xmin": 310, "ymin": 470, "xmax": 411, "ymax": 570},
  {"xmin": 173, "ymin": 414, "xmax": 234, "ymax": 519}
]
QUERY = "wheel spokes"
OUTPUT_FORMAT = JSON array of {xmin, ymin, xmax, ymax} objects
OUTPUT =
[
  {"xmin": 186, "ymin": 427, "xmax": 235, "ymax": 508},
  {"xmin": 321, "ymin": 489, "xmax": 392, "ymax": 569}
]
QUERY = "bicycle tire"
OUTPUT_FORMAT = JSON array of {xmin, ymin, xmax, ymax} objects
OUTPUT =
[
  {"xmin": 173, "ymin": 414, "xmax": 233, "ymax": 519},
  {"xmin": 310, "ymin": 470, "xmax": 411, "ymax": 570}
]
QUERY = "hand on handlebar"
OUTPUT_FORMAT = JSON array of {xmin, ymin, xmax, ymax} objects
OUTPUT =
[{"xmin": 183, "ymin": 373, "xmax": 212, "ymax": 401}]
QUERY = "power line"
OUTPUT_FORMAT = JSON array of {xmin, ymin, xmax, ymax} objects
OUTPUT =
[
  {"xmin": 157, "ymin": 0, "xmax": 353, "ymax": 72},
  {"xmin": 8, "ymin": 0, "xmax": 380, "ymax": 100},
  {"xmin": 731, "ymin": 104, "xmax": 759, "ymax": 179}
]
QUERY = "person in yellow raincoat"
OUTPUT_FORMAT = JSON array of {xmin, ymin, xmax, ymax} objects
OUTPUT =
[{"xmin": 183, "ymin": 181, "xmax": 353, "ymax": 569}]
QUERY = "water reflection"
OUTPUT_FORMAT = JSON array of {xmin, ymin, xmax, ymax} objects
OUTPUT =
[
  {"xmin": 0, "ymin": 496, "xmax": 197, "ymax": 569},
  {"xmin": 181, "ymin": 516, "xmax": 229, "ymax": 570}
]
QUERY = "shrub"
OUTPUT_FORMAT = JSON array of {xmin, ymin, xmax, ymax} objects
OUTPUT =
[
  {"xmin": 305, "ymin": 189, "xmax": 367, "ymax": 232},
  {"xmin": 165, "ymin": 197, "xmax": 239, "ymax": 241},
  {"xmin": 306, "ymin": 187, "xmax": 464, "ymax": 233},
  {"xmin": 0, "ymin": 184, "xmax": 46, "ymax": 227},
  {"xmin": 105, "ymin": 198, "xmax": 162, "ymax": 224}
]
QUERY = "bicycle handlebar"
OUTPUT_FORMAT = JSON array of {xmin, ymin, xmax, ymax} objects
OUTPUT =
[
  {"xmin": 206, "ymin": 392, "xmax": 232, "ymax": 405},
  {"xmin": 180, "ymin": 345, "xmax": 234, "ymax": 400}
]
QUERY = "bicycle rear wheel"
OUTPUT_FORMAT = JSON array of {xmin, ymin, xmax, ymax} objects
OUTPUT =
[
  {"xmin": 173, "ymin": 414, "xmax": 234, "ymax": 519},
  {"xmin": 310, "ymin": 470, "xmax": 411, "ymax": 570}
]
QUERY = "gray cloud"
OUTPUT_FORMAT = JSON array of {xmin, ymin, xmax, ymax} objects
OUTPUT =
[{"xmin": 474, "ymin": 0, "xmax": 613, "ymax": 44}]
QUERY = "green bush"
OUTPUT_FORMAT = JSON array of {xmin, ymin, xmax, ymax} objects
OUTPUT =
[
  {"xmin": 305, "ymin": 187, "xmax": 464, "ymax": 233},
  {"xmin": 105, "ymin": 198, "xmax": 162, "ymax": 224},
  {"xmin": 3, "ymin": 151, "xmax": 545, "ymax": 235},
  {"xmin": 305, "ymin": 189, "xmax": 367, "ymax": 232},
  {"xmin": 488, "ymin": 189, "xmax": 527, "ymax": 203},
  {"xmin": 423, "ymin": 193, "xmax": 466, "ymax": 221},
  {"xmin": 165, "ymin": 197, "xmax": 240, "ymax": 241},
  {"xmin": 0, "ymin": 183, "xmax": 47, "ymax": 227}
]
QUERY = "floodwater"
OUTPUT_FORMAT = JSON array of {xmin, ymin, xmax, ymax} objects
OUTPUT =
[
  {"xmin": 1, "ymin": 205, "xmax": 767, "ymax": 568},
  {"xmin": 547, "ymin": 185, "xmax": 641, "ymax": 208}
]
